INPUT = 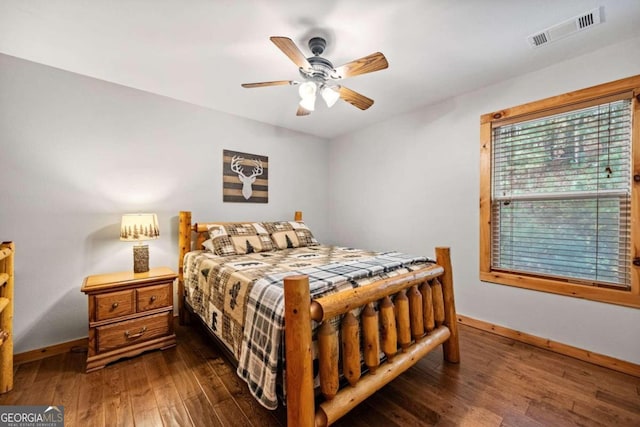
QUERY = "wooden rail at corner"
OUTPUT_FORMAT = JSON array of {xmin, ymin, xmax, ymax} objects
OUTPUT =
[
  {"xmin": 0, "ymin": 248, "xmax": 12, "ymax": 262},
  {"xmin": 0, "ymin": 241, "xmax": 14, "ymax": 394}
]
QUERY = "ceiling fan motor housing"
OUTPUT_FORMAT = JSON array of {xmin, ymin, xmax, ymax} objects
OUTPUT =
[
  {"xmin": 301, "ymin": 37, "xmax": 334, "ymax": 80},
  {"xmin": 305, "ymin": 56, "xmax": 334, "ymax": 79},
  {"xmin": 308, "ymin": 37, "xmax": 326, "ymax": 55}
]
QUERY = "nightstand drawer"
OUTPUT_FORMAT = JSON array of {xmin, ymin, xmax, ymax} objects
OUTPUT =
[
  {"xmin": 95, "ymin": 289, "xmax": 135, "ymax": 321},
  {"xmin": 96, "ymin": 311, "xmax": 171, "ymax": 353},
  {"xmin": 137, "ymin": 283, "xmax": 171, "ymax": 312}
]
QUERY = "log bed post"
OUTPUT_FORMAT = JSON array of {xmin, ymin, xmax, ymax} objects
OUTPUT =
[
  {"xmin": 178, "ymin": 211, "xmax": 192, "ymax": 325},
  {"xmin": 436, "ymin": 247, "xmax": 460, "ymax": 363},
  {"xmin": 283, "ymin": 275, "xmax": 315, "ymax": 427}
]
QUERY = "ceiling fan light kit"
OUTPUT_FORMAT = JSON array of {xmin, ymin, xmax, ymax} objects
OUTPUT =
[
  {"xmin": 298, "ymin": 83, "xmax": 317, "ymax": 112},
  {"xmin": 298, "ymin": 80, "xmax": 317, "ymax": 104},
  {"xmin": 321, "ymin": 85, "xmax": 340, "ymax": 108},
  {"xmin": 297, "ymin": 81, "xmax": 340, "ymax": 111},
  {"xmin": 242, "ymin": 35, "xmax": 388, "ymax": 116},
  {"xmin": 299, "ymin": 97, "xmax": 316, "ymax": 112}
]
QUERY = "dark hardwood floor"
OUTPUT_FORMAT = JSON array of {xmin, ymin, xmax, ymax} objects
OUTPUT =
[{"xmin": 1, "ymin": 321, "xmax": 638, "ymax": 426}]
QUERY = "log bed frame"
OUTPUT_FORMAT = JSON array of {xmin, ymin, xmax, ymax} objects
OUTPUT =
[{"xmin": 178, "ymin": 211, "xmax": 460, "ymax": 427}]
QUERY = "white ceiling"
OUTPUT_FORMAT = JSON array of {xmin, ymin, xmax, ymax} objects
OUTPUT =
[{"xmin": 1, "ymin": 0, "xmax": 639, "ymax": 139}]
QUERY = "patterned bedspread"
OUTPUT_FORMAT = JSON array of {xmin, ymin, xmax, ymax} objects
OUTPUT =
[{"xmin": 183, "ymin": 245, "xmax": 434, "ymax": 409}]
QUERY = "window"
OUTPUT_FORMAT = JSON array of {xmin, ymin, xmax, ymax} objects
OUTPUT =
[{"xmin": 480, "ymin": 75, "xmax": 640, "ymax": 307}]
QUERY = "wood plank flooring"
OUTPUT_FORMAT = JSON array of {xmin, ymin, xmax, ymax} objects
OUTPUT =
[{"xmin": 1, "ymin": 321, "xmax": 638, "ymax": 426}]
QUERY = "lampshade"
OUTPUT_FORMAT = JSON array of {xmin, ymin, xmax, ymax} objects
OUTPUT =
[
  {"xmin": 321, "ymin": 85, "xmax": 340, "ymax": 108},
  {"xmin": 298, "ymin": 81, "xmax": 318, "ymax": 111},
  {"xmin": 120, "ymin": 213, "xmax": 159, "ymax": 241},
  {"xmin": 299, "ymin": 96, "xmax": 316, "ymax": 112},
  {"xmin": 298, "ymin": 81, "xmax": 317, "ymax": 99}
]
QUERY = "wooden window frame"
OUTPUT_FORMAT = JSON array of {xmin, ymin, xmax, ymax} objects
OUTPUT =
[{"xmin": 480, "ymin": 75, "xmax": 640, "ymax": 308}]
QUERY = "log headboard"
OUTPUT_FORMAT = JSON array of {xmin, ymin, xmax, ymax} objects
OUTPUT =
[{"xmin": 177, "ymin": 210, "xmax": 303, "ymax": 323}]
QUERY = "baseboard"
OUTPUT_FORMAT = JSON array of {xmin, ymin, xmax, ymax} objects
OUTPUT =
[
  {"xmin": 14, "ymin": 338, "xmax": 88, "ymax": 365},
  {"xmin": 457, "ymin": 314, "xmax": 640, "ymax": 378}
]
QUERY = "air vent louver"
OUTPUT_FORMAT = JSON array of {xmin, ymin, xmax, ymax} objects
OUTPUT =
[
  {"xmin": 527, "ymin": 7, "xmax": 602, "ymax": 48},
  {"xmin": 531, "ymin": 33, "xmax": 549, "ymax": 47},
  {"xmin": 577, "ymin": 13, "xmax": 595, "ymax": 29}
]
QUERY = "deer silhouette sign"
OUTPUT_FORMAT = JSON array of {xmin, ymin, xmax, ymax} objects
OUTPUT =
[{"xmin": 230, "ymin": 155, "xmax": 264, "ymax": 200}]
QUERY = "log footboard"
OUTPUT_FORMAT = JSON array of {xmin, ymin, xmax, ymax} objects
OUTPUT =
[{"xmin": 284, "ymin": 247, "xmax": 459, "ymax": 427}]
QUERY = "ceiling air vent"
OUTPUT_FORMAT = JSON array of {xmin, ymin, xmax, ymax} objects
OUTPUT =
[
  {"xmin": 531, "ymin": 33, "xmax": 549, "ymax": 47},
  {"xmin": 577, "ymin": 12, "xmax": 595, "ymax": 29},
  {"xmin": 527, "ymin": 7, "xmax": 602, "ymax": 48}
]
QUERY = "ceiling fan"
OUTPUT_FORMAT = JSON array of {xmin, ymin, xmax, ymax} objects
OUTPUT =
[{"xmin": 241, "ymin": 36, "xmax": 389, "ymax": 116}]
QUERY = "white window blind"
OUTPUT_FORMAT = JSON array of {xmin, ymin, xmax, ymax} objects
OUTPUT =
[{"xmin": 491, "ymin": 97, "xmax": 632, "ymax": 288}]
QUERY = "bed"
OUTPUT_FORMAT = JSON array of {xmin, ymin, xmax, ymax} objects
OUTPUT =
[{"xmin": 177, "ymin": 211, "xmax": 459, "ymax": 427}]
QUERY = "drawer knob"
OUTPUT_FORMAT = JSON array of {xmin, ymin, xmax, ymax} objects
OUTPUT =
[
  {"xmin": 125, "ymin": 326, "xmax": 147, "ymax": 340},
  {"xmin": 112, "ymin": 302, "xmax": 119, "ymax": 309},
  {"xmin": 150, "ymin": 295, "xmax": 157, "ymax": 303}
]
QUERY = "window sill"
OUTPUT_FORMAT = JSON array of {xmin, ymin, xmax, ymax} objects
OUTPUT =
[{"xmin": 479, "ymin": 271, "xmax": 640, "ymax": 309}]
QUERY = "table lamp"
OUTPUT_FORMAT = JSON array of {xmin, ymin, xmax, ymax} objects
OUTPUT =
[{"xmin": 120, "ymin": 213, "xmax": 159, "ymax": 273}]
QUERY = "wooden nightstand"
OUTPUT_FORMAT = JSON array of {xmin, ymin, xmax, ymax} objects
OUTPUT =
[{"xmin": 81, "ymin": 267, "xmax": 177, "ymax": 372}]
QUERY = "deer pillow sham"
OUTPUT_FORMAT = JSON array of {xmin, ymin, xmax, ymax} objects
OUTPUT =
[
  {"xmin": 207, "ymin": 223, "xmax": 274, "ymax": 256},
  {"xmin": 262, "ymin": 221, "xmax": 319, "ymax": 249}
]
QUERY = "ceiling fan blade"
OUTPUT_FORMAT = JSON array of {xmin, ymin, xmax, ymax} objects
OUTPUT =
[
  {"xmin": 339, "ymin": 86, "xmax": 374, "ymax": 110},
  {"xmin": 296, "ymin": 105, "xmax": 311, "ymax": 116},
  {"xmin": 241, "ymin": 80, "xmax": 293, "ymax": 88},
  {"xmin": 270, "ymin": 36, "xmax": 312, "ymax": 70},
  {"xmin": 333, "ymin": 52, "xmax": 388, "ymax": 79}
]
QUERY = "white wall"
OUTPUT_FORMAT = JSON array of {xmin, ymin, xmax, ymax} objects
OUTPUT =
[
  {"xmin": 328, "ymin": 36, "xmax": 640, "ymax": 364},
  {"xmin": 0, "ymin": 53, "xmax": 329, "ymax": 353},
  {"xmin": 3, "ymin": 34, "xmax": 640, "ymax": 363}
]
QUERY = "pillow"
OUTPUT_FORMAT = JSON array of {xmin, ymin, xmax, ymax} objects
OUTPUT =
[
  {"xmin": 201, "ymin": 238, "xmax": 215, "ymax": 253},
  {"xmin": 263, "ymin": 221, "xmax": 319, "ymax": 249},
  {"xmin": 207, "ymin": 222, "xmax": 274, "ymax": 255}
]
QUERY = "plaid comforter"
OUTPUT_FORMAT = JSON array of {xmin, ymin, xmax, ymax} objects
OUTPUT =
[{"xmin": 183, "ymin": 245, "xmax": 433, "ymax": 409}]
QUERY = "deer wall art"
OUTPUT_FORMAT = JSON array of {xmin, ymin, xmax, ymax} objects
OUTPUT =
[
  {"xmin": 231, "ymin": 155, "xmax": 263, "ymax": 199},
  {"xmin": 223, "ymin": 150, "xmax": 268, "ymax": 203}
]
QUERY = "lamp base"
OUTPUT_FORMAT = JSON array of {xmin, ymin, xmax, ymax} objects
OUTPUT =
[{"xmin": 133, "ymin": 244, "xmax": 149, "ymax": 273}]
